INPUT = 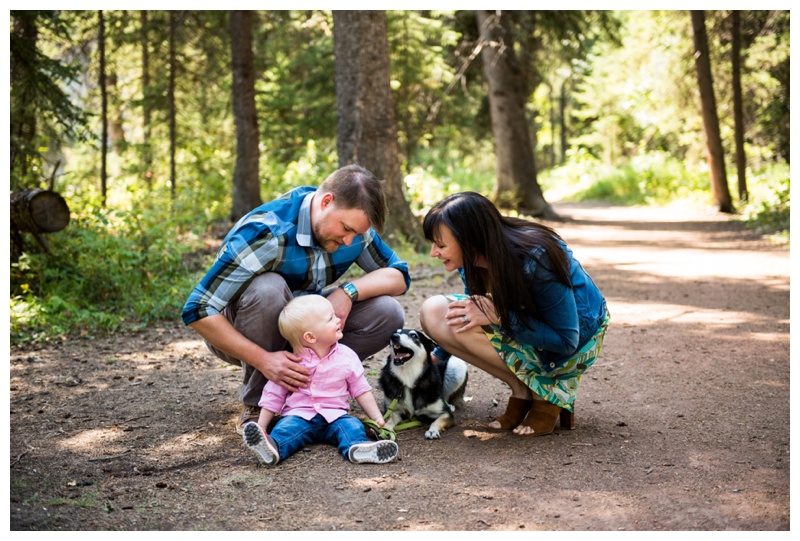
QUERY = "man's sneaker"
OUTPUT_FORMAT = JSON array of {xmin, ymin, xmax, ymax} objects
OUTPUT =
[
  {"xmin": 235, "ymin": 405, "xmax": 261, "ymax": 435},
  {"xmin": 347, "ymin": 440, "xmax": 398, "ymax": 464},
  {"xmin": 242, "ymin": 422, "xmax": 280, "ymax": 465}
]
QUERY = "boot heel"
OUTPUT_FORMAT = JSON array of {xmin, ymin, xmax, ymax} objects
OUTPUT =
[{"xmin": 560, "ymin": 408, "xmax": 575, "ymax": 430}]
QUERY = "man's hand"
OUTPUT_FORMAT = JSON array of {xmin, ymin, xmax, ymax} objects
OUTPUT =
[
  {"xmin": 326, "ymin": 286, "xmax": 354, "ymax": 330},
  {"xmin": 258, "ymin": 350, "xmax": 310, "ymax": 392},
  {"xmin": 188, "ymin": 314, "xmax": 310, "ymax": 392}
]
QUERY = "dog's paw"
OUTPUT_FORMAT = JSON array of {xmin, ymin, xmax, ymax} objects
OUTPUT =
[{"xmin": 424, "ymin": 428, "xmax": 441, "ymax": 440}]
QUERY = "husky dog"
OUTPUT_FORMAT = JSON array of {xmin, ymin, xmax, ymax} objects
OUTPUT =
[{"xmin": 378, "ymin": 329, "xmax": 468, "ymax": 439}]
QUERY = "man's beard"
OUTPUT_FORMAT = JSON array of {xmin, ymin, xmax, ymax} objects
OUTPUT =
[{"xmin": 313, "ymin": 223, "xmax": 340, "ymax": 253}]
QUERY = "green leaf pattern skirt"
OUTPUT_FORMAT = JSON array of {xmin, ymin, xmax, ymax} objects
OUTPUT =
[{"xmin": 446, "ymin": 294, "xmax": 610, "ymax": 412}]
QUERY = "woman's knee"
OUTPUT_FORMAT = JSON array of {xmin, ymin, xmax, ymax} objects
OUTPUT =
[{"xmin": 420, "ymin": 295, "xmax": 449, "ymax": 338}]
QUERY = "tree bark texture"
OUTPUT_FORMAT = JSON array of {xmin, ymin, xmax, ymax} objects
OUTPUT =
[
  {"xmin": 731, "ymin": 10, "xmax": 747, "ymax": 202},
  {"xmin": 476, "ymin": 10, "xmax": 556, "ymax": 219},
  {"xmin": 99, "ymin": 11, "xmax": 108, "ymax": 207},
  {"xmin": 229, "ymin": 10, "xmax": 262, "ymax": 222},
  {"xmin": 560, "ymin": 80, "xmax": 568, "ymax": 166},
  {"xmin": 332, "ymin": 10, "xmax": 424, "ymax": 249},
  {"xmin": 10, "ymin": 13, "xmax": 38, "ymax": 183},
  {"xmin": 11, "ymin": 189, "xmax": 71, "ymax": 234},
  {"xmin": 169, "ymin": 11, "xmax": 177, "ymax": 199},
  {"xmin": 140, "ymin": 10, "xmax": 153, "ymax": 190},
  {"xmin": 10, "ymin": 188, "xmax": 71, "ymax": 257},
  {"xmin": 690, "ymin": 10, "xmax": 734, "ymax": 214}
]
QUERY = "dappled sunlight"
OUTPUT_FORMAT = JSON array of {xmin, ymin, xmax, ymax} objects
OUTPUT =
[
  {"xmin": 59, "ymin": 427, "xmax": 129, "ymax": 454},
  {"xmin": 350, "ymin": 475, "xmax": 401, "ymax": 491},
  {"xmin": 56, "ymin": 423, "xmax": 235, "ymax": 472},
  {"xmin": 461, "ymin": 429, "xmax": 502, "ymax": 441},
  {"xmin": 153, "ymin": 430, "xmax": 230, "ymax": 455},
  {"xmin": 744, "ymin": 331, "xmax": 790, "ymax": 342},
  {"xmin": 166, "ymin": 339, "xmax": 208, "ymax": 356},
  {"xmin": 590, "ymin": 248, "xmax": 789, "ymax": 281},
  {"xmin": 604, "ymin": 299, "xmax": 776, "ymax": 327}
]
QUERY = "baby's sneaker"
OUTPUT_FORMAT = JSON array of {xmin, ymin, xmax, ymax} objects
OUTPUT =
[
  {"xmin": 348, "ymin": 440, "xmax": 398, "ymax": 464},
  {"xmin": 242, "ymin": 422, "xmax": 279, "ymax": 465}
]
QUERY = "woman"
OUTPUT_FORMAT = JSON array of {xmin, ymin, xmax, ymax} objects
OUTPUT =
[{"xmin": 419, "ymin": 192, "xmax": 609, "ymax": 436}]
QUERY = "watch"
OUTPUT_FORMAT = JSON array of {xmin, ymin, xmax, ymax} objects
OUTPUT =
[{"xmin": 339, "ymin": 281, "xmax": 359, "ymax": 303}]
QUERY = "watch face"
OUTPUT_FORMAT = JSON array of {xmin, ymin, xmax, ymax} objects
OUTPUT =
[{"xmin": 342, "ymin": 282, "xmax": 358, "ymax": 301}]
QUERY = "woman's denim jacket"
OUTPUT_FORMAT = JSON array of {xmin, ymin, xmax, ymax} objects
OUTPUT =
[{"xmin": 436, "ymin": 241, "xmax": 606, "ymax": 372}]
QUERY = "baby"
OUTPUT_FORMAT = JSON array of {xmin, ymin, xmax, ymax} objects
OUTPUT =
[{"xmin": 242, "ymin": 294, "xmax": 397, "ymax": 465}]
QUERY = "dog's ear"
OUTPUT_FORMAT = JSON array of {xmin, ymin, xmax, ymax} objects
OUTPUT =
[{"xmin": 417, "ymin": 330, "xmax": 435, "ymax": 352}]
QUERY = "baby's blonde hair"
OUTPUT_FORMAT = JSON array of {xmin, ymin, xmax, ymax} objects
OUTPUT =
[{"xmin": 278, "ymin": 294, "xmax": 332, "ymax": 351}]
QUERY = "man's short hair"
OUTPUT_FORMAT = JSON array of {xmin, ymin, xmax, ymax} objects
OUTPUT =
[{"xmin": 319, "ymin": 165, "xmax": 387, "ymax": 233}]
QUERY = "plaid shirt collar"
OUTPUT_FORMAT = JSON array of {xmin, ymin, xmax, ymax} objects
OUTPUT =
[{"xmin": 295, "ymin": 192, "xmax": 316, "ymax": 248}]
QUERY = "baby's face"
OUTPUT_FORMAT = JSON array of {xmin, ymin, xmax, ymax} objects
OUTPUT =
[{"xmin": 307, "ymin": 299, "xmax": 343, "ymax": 346}]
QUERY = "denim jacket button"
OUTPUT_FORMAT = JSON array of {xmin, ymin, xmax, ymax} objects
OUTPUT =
[{"xmin": 549, "ymin": 362, "xmax": 555, "ymax": 368}]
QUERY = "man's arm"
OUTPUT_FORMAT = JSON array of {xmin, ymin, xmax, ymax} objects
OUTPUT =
[
  {"xmin": 327, "ymin": 267, "xmax": 407, "ymax": 324},
  {"xmin": 189, "ymin": 314, "xmax": 310, "ymax": 392}
]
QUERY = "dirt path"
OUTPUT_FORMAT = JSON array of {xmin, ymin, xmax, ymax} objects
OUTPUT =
[{"xmin": 9, "ymin": 203, "xmax": 790, "ymax": 531}]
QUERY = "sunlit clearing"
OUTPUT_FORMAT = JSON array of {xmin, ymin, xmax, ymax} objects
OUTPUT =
[{"xmin": 60, "ymin": 428, "xmax": 127, "ymax": 453}]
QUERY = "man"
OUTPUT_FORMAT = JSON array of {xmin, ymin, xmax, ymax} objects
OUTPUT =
[{"xmin": 182, "ymin": 165, "xmax": 410, "ymax": 433}]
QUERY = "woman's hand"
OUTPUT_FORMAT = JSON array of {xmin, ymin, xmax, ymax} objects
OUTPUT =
[{"xmin": 446, "ymin": 295, "xmax": 498, "ymax": 332}]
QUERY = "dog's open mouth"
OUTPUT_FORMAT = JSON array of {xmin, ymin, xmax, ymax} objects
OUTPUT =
[{"xmin": 391, "ymin": 343, "xmax": 414, "ymax": 365}]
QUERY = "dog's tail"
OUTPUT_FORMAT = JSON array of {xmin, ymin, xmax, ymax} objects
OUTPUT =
[{"xmin": 443, "ymin": 356, "xmax": 469, "ymax": 408}]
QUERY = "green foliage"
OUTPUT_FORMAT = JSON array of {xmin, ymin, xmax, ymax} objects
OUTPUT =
[
  {"xmin": 8, "ymin": 9, "xmax": 790, "ymax": 345},
  {"xmin": 541, "ymin": 151, "xmax": 704, "ymax": 205},
  {"xmin": 10, "ymin": 191, "xmax": 213, "ymax": 345},
  {"xmin": 738, "ymin": 164, "xmax": 790, "ymax": 241},
  {"xmin": 256, "ymin": 11, "xmax": 338, "ymax": 166},
  {"xmin": 404, "ymin": 144, "xmax": 496, "ymax": 216},
  {"xmin": 10, "ymin": 10, "xmax": 92, "ymax": 190}
]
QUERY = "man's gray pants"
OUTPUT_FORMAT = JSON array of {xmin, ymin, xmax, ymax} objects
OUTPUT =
[{"xmin": 204, "ymin": 272, "xmax": 406, "ymax": 406}]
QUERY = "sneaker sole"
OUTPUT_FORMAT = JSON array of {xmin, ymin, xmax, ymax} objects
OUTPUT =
[
  {"xmin": 243, "ymin": 423, "xmax": 279, "ymax": 465},
  {"xmin": 349, "ymin": 440, "xmax": 398, "ymax": 464}
]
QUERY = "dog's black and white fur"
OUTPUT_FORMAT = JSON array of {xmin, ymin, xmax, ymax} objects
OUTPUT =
[{"xmin": 378, "ymin": 329, "xmax": 468, "ymax": 439}]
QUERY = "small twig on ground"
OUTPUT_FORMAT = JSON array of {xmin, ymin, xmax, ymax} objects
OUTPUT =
[
  {"xmin": 11, "ymin": 450, "xmax": 30, "ymax": 467},
  {"xmin": 88, "ymin": 449, "xmax": 132, "ymax": 462}
]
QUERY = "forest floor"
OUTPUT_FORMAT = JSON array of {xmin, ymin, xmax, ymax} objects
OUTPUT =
[{"xmin": 9, "ymin": 202, "xmax": 791, "ymax": 532}]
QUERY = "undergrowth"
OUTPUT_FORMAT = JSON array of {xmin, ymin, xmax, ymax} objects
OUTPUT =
[{"xmin": 9, "ymin": 153, "xmax": 789, "ymax": 345}]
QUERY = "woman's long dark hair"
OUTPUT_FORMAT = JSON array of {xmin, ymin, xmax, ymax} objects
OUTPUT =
[{"xmin": 423, "ymin": 192, "xmax": 571, "ymax": 331}]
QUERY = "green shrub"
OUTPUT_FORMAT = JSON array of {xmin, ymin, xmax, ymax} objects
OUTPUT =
[
  {"xmin": 739, "ymin": 167, "xmax": 790, "ymax": 240},
  {"xmin": 10, "ymin": 192, "xmax": 212, "ymax": 345},
  {"xmin": 541, "ymin": 151, "xmax": 707, "ymax": 205}
]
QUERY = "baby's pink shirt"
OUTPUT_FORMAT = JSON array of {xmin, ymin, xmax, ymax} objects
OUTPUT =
[{"xmin": 258, "ymin": 342, "xmax": 372, "ymax": 423}]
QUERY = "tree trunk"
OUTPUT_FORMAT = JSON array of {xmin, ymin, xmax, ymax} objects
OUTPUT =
[
  {"xmin": 10, "ymin": 188, "xmax": 71, "ymax": 258},
  {"xmin": 548, "ymin": 84, "xmax": 556, "ymax": 168},
  {"xmin": 731, "ymin": 10, "xmax": 747, "ymax": 203},
  {"xmin": 107, "ymin": 72, "xmax": 126, "ymax": 151},
  {"xmin": 140, "ymin": 10, "xmax": 153, "ymax": 190},
  {"xmin": 169, "ymin": 11, "xmax": 178, "ymax": 200},
  {"xmin": 229, "ymin": 10, "xmax": 263, "ymax": 222},
  {"xmin": 690, "ymin": 10, "xmax": 734, "ymax": 214},
  {"xmin": 11, "ymin": 189, "xmax": 71, "ymax": 234},
  {"xmin": 99, "ymin": 10, "xmax": 108, "ymax": 207},
  {"xmin": 560, "ymin": 79, "xmax": 568, "ymax": 165},
  {"xmin": 10, "ymin": 13, "xmax": 38, "ymax": 185},
  {"xmin": 332, "ymin": 10, "xmax": 424, "ymax": 249},
  {"xmin": 475, "ymin": 10, "xmax": 557, "ymax": 219}
]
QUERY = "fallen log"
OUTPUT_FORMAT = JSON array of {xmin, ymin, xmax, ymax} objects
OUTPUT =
[{"xmin": 10, "ymin": 188, "xmax": 71, "ymax": 256}]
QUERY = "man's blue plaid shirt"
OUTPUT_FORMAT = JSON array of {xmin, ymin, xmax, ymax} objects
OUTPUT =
[{"xmin": 182, "ymin": 186, "xmax": 411, "ymax": 325}]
